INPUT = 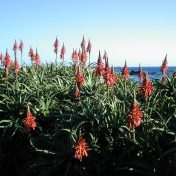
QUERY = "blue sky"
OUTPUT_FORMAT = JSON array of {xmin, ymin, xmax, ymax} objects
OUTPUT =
[{"xmin": 0, "ymin": 0, "xmax": 176, "ymax": 66}]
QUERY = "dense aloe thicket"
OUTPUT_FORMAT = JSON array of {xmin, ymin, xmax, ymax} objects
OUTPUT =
[{"xmin": 0, "ymin": 62, "xmax": 176, "ymax": 176}]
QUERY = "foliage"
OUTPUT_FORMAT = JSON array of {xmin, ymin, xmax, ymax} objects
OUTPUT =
[{"xmin": 0, "ymin": 63, "xmax": 176, "ymax": 176}]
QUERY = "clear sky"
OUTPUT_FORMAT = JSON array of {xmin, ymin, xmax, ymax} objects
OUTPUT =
[{"xmin": 0, "ymin": 0, "xmax": 176, "ymax": 66}]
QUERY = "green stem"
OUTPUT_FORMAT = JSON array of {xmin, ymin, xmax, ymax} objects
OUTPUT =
[
  {"xmin": 107, "ymin": 85, "xmax": 109, "ymax": 98},
  {"xmin": 21, "ymin": 52, "xmax": 22, "ymax": 64},
  {"xmin": 89, "ymin": 54, "xmax": 90, "ymax": 66},
  {"xmin": 124, "ymin": 80, "xmax": 127, "ymax": 96},
  {"xmin": 55, "ymin": 53, "xmax": 57, "ymax": 65},
  {"xmin": 132, "ymin": 127, "xmax": 136, "ymax": 142}
]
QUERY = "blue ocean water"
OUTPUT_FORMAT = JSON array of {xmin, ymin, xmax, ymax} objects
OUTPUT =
[{"xmin": 114, "ymin": 66, "xmax": 176, "ymax": 81}]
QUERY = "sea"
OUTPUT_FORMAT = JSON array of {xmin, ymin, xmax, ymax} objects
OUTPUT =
[{"xmin": 114, "ymin": 66, "xmax": 176, "ymax": 81}]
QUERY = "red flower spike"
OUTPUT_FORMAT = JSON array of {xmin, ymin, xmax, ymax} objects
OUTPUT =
[
  {"xmin": 0, "ymin": 53, "xmax": 3, "ymax": 64},
  {"xmin": 76, "ymin": 68, "xmax": 84, "ymax": 87},
  {"xmin": 140, "ymin": 73, "xmax": 154, "ymax": 100},
  {"xmin": 74, "ymin": 83, "xmax": 80, "ymax": 98},
  {"xmin": 96, "ymin": 51, "xmax": 105, "ymax": 77},
  {"xmin": 161, "ymin": 54, "xmax": 168, "ymax": 74},
  {"xmin": 128, "ymin": 100, "xmax": 143, "ymax": 129},
  {"xmin": 81, "ymin": 36, "xmax": 86, "ymax": 49},
  {"xmin": 78, "ymin": 49, "xmax": 81, "ymax": 60},
  {"xmin": 23, "ymin": 106, "xmax": 36, "ymax": 132},
  {"xmin": 103, "ymin": 51, "xmax": 107, "ymax": 60},
  {"xmin": 121, "ymin": 61, "xmax": 130, "ymax": 80},
  {"xmin": 138, "ymin": 64, "xmax": 144, "ymax": 80},
  {"xmin": 4, "ymin": 49, "xmax": 13, "ymax": 80},
  {"xmin": 54, "ymin": 37, "xmax": 59, "ymax": 55},
  {"xmin": 60, "ymin": 43, "xmax": 66, "ymax": 60},
  {"xmin": 75, "ymin": 133, "xmax": 88, "ymax": 162},
  {"xmin": 104, "ymin": 63, "xmax": 113, "ymax": 86},
  {"xmin": 138, "ymin": 72, "xmax": 144, "ymax": 81},
  {"xmin": 72, "ymin": 49, "xmax": 78, "ymax": 65},
  {"xmin": 29, "ymin": 47, "xmax": 35, "ymax": 62},
  {"xmin": 4, "ymin": 49, "xmax": 13, "ymax": 69},
  {"xmin": 19, "ymin": 40, "xmax": 24, "ymax": 54},
  {"xmin": 35, "ymin": 49, "xmax": 41, "ymax": 66},
  {"xmin": 81, "ymin": 49, "xmax": 87, "ymax": 67},
  {"xmin": 13, "ymin": 40, "xmax": 18, "ymax": 52},
  {"xmin": 86, "ymin": 39, "xmax": 92, "ymax": 55},
  {"xmin": 14, "ymin": 59, "xmax": 20, "ymax": 74},
  {"xmin": 111, "ymin": 66, "xmax": 117, "ymax": 84}
]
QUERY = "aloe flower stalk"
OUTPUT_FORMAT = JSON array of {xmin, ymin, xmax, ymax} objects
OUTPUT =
[
  {"xmin": 104, "ymin": 65, "xmax": 117, "ymax": 87},
  {"xmin": 74, "ymin": 131, "xmax": 88, "ymax": 162},
  {"xmin": 161, "ymin": 54, "xmax": 168, "ymax": 74},
  {"xmin": 29, "ymin": 47, "xmax": 35, "ymax": 63},
  {"xmin": 72, "ymin": 49, "xmax": 78, "ymax": 65},
  {"xmin": 96, "ymin": 51, "xmax": 105, "ymax": 77},
  {"xmin": 78, "ymin": 49, "xmax": 81, "ymax": 61},
  {"xmin": 109, "ymin": 66, "xmax": 117, "ymax": 92},
  {"xmin": 103, "ymin": 51, "xmax": 107, "ymax": 60},
  {"xmin": 72, "ymin": 49, "xmax": 79, "ymax": 72},
  {"xmin": 162, "ymin": 74, "xmax": 167, "ymax": 85},
  {"xmin": 104, "ymin": 58, "xmax": 115, "ymax": 95},
  {"xmin": 13, "ymin": 40, "xmax": 18, "ymax": 68},
  {"xmin": 4, "ymin": 49, "xmax": 13, "ymax": 68},
  {"xmin": 81, "ymin": 36, "xmax": 86, "ymax": 50},
  {"xmin": 22, "ymin": 106, "xmax": 36, "ymax": 132},
  {"xmin": 76, "ymin": 67, "xmax": 84, "ymax": 87},
  {"xmin": 0, "ymin": 52, "xmax": 3, "ymax": 65},
  {"xmin": 138, "ymin": 63, "xmax": 144, "ymax": 81},
  {"xmin": 140, "ymin": 72, "xmax": 153, "ymax": 100},
  {"xmin": 86, "ymin": 39, "xmax": 92, "ymax": 65},
  {"xmin": 60, "ymin": 43, "xmax": 66, "ymax": 60},
  {"xmin": 4, "ymin": 49, "xmax": 13, "ymax": 80},
  {"xmin": 86, "ymin": 39, "xmax": 92, "ymax": 55},
  {"xmin": 128, "ymin": 99, "xmax": 143, "ymax": 129},
  {"xmin": 14, "ymin": 58, "xmax": 20, "ymax": 75},
  {"xmin": 81, "ymin": 49, "xmax": 87, "ymax": 68},
  {"xmin": 128, "ymin": 96, "xmax": 143, "ymax": 142},
  {"xmin": 121, "ymin": 61, "xmax": 130, "ymax": 80},
  {"xmin": 104, "ymin": 62, "xmax": 113, "ymax": 86},
  {"xmin": 19, "ymin": 39, "xmax": 24, "ymax": 62},
  {"xmin": 74, "ymin": 83, "xmax": 80, "ymax": 98},
  {"xmin": 54, "ymin": 37, "xmax": 59, "ymax": 63},
  {"xmin": 35, "ymin": 48, "xmax": 41, "ymax": 67},
  {"xmin": 111, "ymin": 66, "xmax": 117, "ymax": 85},
  {"xmin": 13, "ymin": 40, "xmax": 18, "ymax": 54}
]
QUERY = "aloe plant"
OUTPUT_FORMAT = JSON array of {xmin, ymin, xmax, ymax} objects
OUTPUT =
[{"xmin": 0, "ymin": 57, "xmax": 176, "ymax": 176}]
